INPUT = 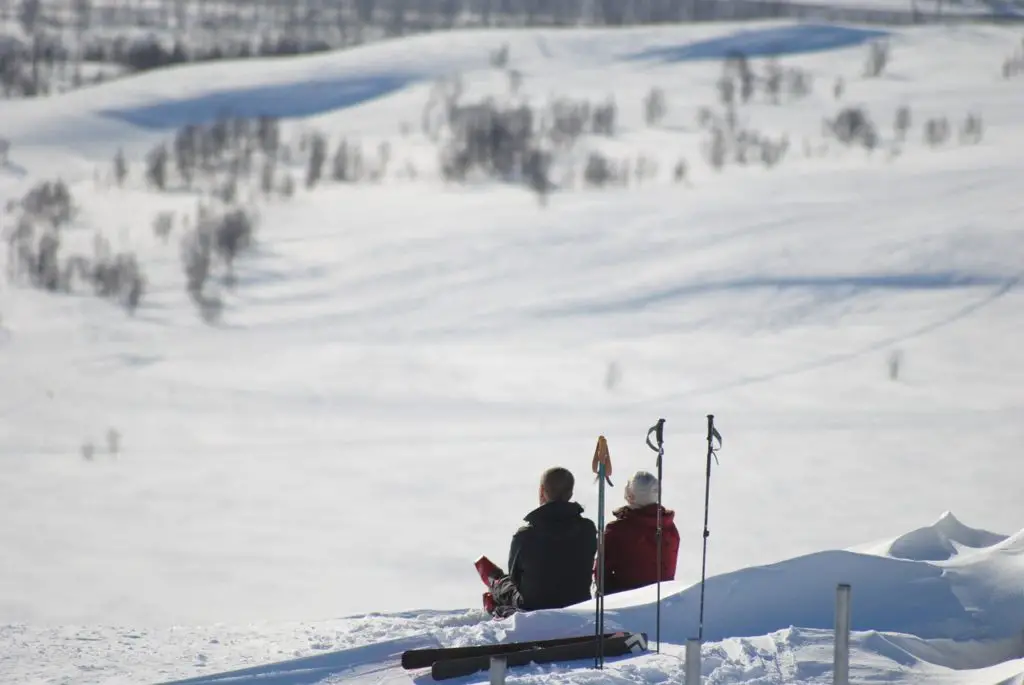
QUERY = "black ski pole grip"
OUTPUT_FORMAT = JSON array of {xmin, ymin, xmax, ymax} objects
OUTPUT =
[
  {"xmin": 706, "ymin": 414, "xmax": 722, "ymax": 464},
  {"xmin": 645, "ymin": 418, "xmax": 665, "ymax": 452},
  {"xmin": 707, "ymin": 414, "xmax": 722, "ymax": 447}
]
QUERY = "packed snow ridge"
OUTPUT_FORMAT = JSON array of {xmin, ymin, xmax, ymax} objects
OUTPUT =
[{"xmin": 1, "ymin": 15, "xmax": 1023, "ymax": 685}]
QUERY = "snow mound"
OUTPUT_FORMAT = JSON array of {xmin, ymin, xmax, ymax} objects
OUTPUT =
[
  {"xmin": 498, "ymin": 515, "xmax": 1024, "ymax": 644},
  {"xmin": 858, "ymin": 511, "xmax": 1010, "ymax": 561}
]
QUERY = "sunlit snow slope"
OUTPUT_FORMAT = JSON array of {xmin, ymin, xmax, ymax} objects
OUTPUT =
[{"xmin": 1, "ymin": 19, "xmax": 1022, "ymax": 684}]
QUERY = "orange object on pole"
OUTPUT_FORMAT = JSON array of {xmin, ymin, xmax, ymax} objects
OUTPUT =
[{"xmin": 592, "ymin": 435, "xmax": 613, "ymax": 487}]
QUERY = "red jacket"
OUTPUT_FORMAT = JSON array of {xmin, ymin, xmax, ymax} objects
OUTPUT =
[{"xmin": 599, "ymin": 504, "xmax": 680, "ymax": 595}]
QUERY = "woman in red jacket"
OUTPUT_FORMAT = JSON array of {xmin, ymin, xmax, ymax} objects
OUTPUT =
[{"xmin": 601, "ymin": 470, "xmax": 680, "ymax": 595}]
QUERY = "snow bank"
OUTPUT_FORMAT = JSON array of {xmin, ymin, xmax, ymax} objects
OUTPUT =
[
  {"xmin": 491, "ymin": 513, "xmax": 1024, "ymax": 645},
  {"xmin": 856, "ymin": 511, "xmax": 1009, "ymax": 561}
]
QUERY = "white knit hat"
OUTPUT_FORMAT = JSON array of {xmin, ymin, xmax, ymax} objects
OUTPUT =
[{"xmin": 625, "ymin": 470, "xmax": 659, "ymax": 508}]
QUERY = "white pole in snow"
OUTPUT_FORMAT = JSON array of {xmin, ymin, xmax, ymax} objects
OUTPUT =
[
  {"xmin": 685, "ymin": 638, "xmax": 701, "ymax": 685},
  {"xmin": 834, "ymin": 583, "xmax": 852, "ymax": 685},
  {"xmin": 489, "ymin": 656, "xmax": 506, "ymax": 685}
]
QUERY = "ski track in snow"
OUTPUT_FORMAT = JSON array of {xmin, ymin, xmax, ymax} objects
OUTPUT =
[{"xmin": 1, "ymin": 17, "xmax": 1023, "ymax": 685}]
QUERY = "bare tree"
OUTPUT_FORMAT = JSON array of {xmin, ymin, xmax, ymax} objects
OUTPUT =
[
  {"xmin": 643, "ymin": 87, "xmax": 667, "ymax": 126},
  {"xmin": 865, "ymin": 39, "xmax": 890, "ymax": 78},
  {"xmin": 113, "ymin": 148, "xmax": 128, "ymax": 186}
]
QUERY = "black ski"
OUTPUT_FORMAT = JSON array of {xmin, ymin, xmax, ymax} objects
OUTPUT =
[
  {"xmin": 401, "ymin": 632, "xmax": 621, "ymax": 670},
  {"xmin": 430, "ymin": 631, "xmax": 648, "ymax": 681}
]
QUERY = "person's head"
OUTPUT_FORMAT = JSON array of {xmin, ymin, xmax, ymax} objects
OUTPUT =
[
  {"xmin": 624, "ymin": 470, "xmax": 659, "ymax": 509},
  {"xmin": 538, "ymin": 467, "xmax": 575, "ymax": 505}
]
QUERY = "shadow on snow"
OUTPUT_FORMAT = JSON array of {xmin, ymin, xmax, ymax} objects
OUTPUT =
[
  {"xmin": 538, "ymin": 271, "xmax": 1014, "ymax": 317},
  {"xmin": 623, "ymin": 23, "xmax": 889, "ymax": 62},
  {"xmin": 158, "ymin": 633, "xmax": 433, "ymax": 685},
  {"xmin": 99, "ymin": 72, "xmax": 422, "ymax": 130}
]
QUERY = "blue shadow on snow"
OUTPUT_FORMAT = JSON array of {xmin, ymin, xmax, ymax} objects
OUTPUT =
[
  {"xmin": 99, "ymin": 72, "xmax": 423, "ymax": 130},
  {"xmin": 538, "ymin": 271, "xmax": 1012, "ymax": 318},
  {"xmin": 158, "ymin": 633, "xmax": 434, "ymax": 685},
  {"xmin": 624, "ymin": 23, "xmax": 889, "ymax": 62},
  {"xmin": 981, "ymin": 0, "xmax": 1024, "ymax": 17}
]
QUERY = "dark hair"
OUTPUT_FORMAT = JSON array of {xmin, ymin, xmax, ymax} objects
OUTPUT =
[{"xmin": 541, "ymin": 467, "xmax": 575, "ymax": 502}]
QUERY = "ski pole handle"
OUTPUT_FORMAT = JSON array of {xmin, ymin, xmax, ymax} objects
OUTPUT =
[
  {"xmin": 645, "ymin": 419, "xmax": 665, "ymax": 452},
  {"xmin": 706, "ymin": 414, "xmax": 722, "ymax": 464}
]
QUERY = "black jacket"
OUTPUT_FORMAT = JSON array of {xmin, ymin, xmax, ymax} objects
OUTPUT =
[{"xmin": 507, "ymin": 501, "xmax": 598, "ymax": 611}]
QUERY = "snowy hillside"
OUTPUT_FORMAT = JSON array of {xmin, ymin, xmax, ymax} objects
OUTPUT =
[{"xmin": 1, "ymin": 17, "xmax": 1023, "ymax": 685}]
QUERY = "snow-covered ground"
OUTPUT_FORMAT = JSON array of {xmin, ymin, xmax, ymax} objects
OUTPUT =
[
  {"xmin": 1, "ymin": 18, "xmax": 1023, "ymax": 685},
  {"xmin": 3, "ymin": 514, "xmax": 1023, "ymax": 683}
]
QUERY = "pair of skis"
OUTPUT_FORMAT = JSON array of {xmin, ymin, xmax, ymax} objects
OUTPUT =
[{"xmin": 401, "ymin": 631, "xmax": 648, "ymax": 681}]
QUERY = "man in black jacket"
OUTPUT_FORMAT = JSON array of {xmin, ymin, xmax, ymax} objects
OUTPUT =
[{"xmin": 481, "ymin": 467, "xmax": 598, "ymax": 618}]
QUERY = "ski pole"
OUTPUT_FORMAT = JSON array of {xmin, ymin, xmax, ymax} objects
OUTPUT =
[
  {"xmin": 592, "ymin": 436, "xmax": 613, "ymax": 669},
  {"xmin": 698, "ymin": 414, "xmax": 722, "ymax": 643},
  {"xmin": 645, "ymin": 418, "xmax": 665, "ymax": 654},
  {"xmin": 596, "ymin": 458, "xmax": 605, "ymax": 669}
]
